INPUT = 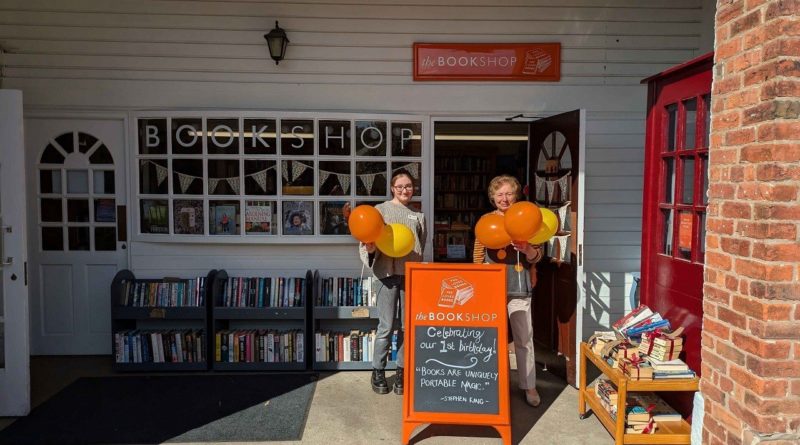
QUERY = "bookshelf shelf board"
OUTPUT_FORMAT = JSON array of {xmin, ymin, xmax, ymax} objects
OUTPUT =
[
  {"xmin": 314, "ymin": 361, "xmax": 396, "ymax": 371},
  {"xmin": 112, "ymin": 306, "xmax": 207, "ymax": 320},
  {"xmin": 213, "ymin": 361, "xmax": 306, "ymax": 372},
  {"xmin": 113, "ymin": 362, "xmax": 208, "ymax": 372},
  {"xmin": 583, "ymin": 343, "xmax": 699, "ymax": 392},
  {"xmin": 313, "ymin": 306, "xmax": 378, "ymax": 319},
  {"xmin": 214, "ymin": 307, "xmax": 306, "ymax": 320}
]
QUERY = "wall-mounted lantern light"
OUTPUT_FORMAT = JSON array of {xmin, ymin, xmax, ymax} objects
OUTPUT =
[{"xmin": 264, "ymin": 21, "xmax": 289, "ymax": 65}]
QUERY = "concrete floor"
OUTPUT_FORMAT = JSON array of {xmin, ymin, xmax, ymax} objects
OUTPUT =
[{"xmin": 1, "ymin": 355, "xmax": 612, "ymax": 444}]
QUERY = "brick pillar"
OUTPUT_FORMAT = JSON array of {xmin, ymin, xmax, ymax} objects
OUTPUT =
[{"xmin": 703, "ymin": 1, "xmax": 800, "ymax": 444}]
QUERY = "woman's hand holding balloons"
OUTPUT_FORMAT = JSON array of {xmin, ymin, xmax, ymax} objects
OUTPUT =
[
  {"xmin": 363, "ymin": 242, "xmax": 376, "ymax": 254},
  {"xmin": 348, "ymin": 205, "xmax": 384, "ymax": 243}
]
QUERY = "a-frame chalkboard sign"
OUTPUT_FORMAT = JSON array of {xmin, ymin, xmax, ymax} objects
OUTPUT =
[{"xmin": 403, "ymin": 263, "xmax": 510, "ymax": 445}]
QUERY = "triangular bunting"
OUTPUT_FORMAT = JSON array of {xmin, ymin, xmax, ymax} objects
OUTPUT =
[
  {"xmin": 177, "ymin": 172, "xmax": 195, "ymax": 193},
  {"xmin": 282, "ymin": 161, "xmax": 289, "ymax": 182},
  {"xmin": 227, "ymin": 177, "xmax": 240, "ymax": 195},
  {"xmin": 155, "ymin": 163, "xmax": 168, "ymax": 187},
  {"xmin": 405, "ymin": 163, "xmax": 419, "ymax": 178},
  {"xmin": 546, "ymin": 179, "xmax": 556, "ymax": 205},
  {"xmin": 558, "ymin": 174, "xmax": 570, "ymax": 201},
  {"xmin": 292, "ymin": 162, "xmax": 307, "ymax": 182},
  {"xmin": 360, "ymin": 173, "xmax": 375, "ymax": 194},
  {"xmin": 209, "ymin": 178, "xmax": 220, "ymax": 194},
  {"xmin": 252, "ymin": 170, "xmax": 267, "ymax": 192},
  {"xmin": 319, "ymin": 171, "xmax": 330, "ymax": 187},
  {"xmin": 558, "ymin": 203, "xmax": 570, "ymax": 232},
  {"xmin": 338, "ymin": 174, "xmax": 350, "ymax": 194},
  {"xmin": 535, "ymin": 175, "xmax": 546, "ymax": 203}
]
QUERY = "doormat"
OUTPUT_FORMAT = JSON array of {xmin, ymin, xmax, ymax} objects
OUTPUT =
[{"xmin": 0, "ymin": 373, "xmax": 317, "ymax": 444}]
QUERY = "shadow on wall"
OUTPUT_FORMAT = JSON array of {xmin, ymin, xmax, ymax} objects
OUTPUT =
[{"xmin": 582, "ymin": 271, "xmax": 640, "ymax": 338}]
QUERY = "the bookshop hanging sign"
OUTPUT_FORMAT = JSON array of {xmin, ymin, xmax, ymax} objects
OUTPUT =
[{"xmin": 413, "ymin": 43, "xmax": 561, "ymax": 81}]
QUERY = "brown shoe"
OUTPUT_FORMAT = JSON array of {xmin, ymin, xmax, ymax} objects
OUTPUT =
[{"xmin": 525, "ymin": 388, "xmax": 541, "ymax": 407}]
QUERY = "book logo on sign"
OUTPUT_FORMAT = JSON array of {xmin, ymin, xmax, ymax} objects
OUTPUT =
[{"xmin": 437, "ymin": 276, "xmax": 474, "ymax": 308}]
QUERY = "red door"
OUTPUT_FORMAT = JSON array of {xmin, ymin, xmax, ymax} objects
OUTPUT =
[{"xmin": 641, "ymin": 54, "xmax": 712, "ymax": 390}]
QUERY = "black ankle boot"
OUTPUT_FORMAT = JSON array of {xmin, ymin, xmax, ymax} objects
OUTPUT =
[
  {"xmin": 393, "ymin": 367, "xmax": 404, "ymax": 395},
  {"xmin": 371, "ymin": 368, "xmax": 389, "ymax": 394}
]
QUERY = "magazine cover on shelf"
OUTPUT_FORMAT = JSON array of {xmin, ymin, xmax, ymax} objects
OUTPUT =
[
  {"xmin": 174, "ymin": 200, "xmax": 204, "ymax": 234},
  {"xmin": 245, "ymin": 201, "xmax": 273, "ymax": 234},
  {"xmin": 320, "ymin": 201, "xmax": 351, "ymax": 235},
  {"xmin": 140, "ymin": 199, "xmax": 168, "ymax": 234},
  {"xmin": 211, "ymin": 204, "xmax": 237, "ymax": 235},
  {"xmin": 283, "ymin": 201, "xmax": 313, "ymax": 235}
]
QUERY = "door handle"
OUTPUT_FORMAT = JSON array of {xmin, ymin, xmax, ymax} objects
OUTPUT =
[{"xmin": 0, "ymin": 221, "xmax": 12, "ymax": 266}]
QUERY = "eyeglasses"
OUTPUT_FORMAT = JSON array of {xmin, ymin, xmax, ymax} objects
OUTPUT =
[
  {"xmin": 493, "ymin": 192, "xmax": 515, "ymax": 199},
  {"xmin": 393, "ymin": 185, "xmax": 414, "ymax": 191}
]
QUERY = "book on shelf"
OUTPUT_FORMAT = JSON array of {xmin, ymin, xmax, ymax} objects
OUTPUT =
[
  {"xmin": 628, "ymin": 392, "xmax": 682, "ymax": 422},
  {"xmin": 653, "ymin": 370, "xmax": 696, "ymax": 379},
  {"xmin": 647, "ymin": 357, "xmax": 690, "ymax": 371},
  {"xmin": 114, "ymin": 329, "xmax": 205, "ymax": 364}
]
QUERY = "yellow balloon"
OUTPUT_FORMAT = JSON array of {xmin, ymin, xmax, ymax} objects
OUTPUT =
[
  {"xmin": 376, "ymin": 223, "xmax": 415, "ymax": 258},
  {"xmin": 528, "ymin": 208, "xmax": 559, "ymax": 244}
]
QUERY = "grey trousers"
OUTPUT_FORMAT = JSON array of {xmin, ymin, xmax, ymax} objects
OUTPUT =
[
  {"xmin": 372, "ymin": 275, "xmax": 405, "ymax": 369},
  {"xmin": 508, "ymin": 294, "xmax": 536, "ymax": 389}
]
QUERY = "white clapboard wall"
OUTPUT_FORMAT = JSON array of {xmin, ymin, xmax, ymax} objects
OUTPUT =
[{"xmin": 1, "ymin": 0, "xmax": 715, "ymax": 353}]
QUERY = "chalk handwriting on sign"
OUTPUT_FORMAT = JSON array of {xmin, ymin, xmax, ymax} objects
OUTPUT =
[{"xmin": 413, "ymin": 325, "xmax": 499, "ymax": 414}]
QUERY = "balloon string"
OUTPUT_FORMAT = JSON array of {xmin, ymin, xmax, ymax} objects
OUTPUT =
[{"xmin": 517, "ymin": 251, "xmax": 522, "ymax": 291}]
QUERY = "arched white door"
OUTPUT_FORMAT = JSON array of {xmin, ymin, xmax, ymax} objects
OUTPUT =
[{"xmin": 26, "ymin": 117, "xmax": 128, "ymax": 354}]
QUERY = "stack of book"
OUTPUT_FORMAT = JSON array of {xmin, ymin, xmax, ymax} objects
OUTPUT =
[
  {"xmin": 611, "ymin": 305, "xmax": 671, "ymax": 339},
  {"xmin": 628, "ymin": 392, "xmax": 683, "ymax": 424},
  {"xmin": 620, "ymin": 357, "xmax": 654, "ymax": 380},
  {"xmin": 588, "ymin": 330, "xmax": 618, "ymax": 356},
  {"xmin": 624, "ymin": 405, "xmax": 656, "ymax": 434},
  {"xmin": 649, "ymin": 357, "xmax": 696, "ymax": 379},
  {"xmin": 640, "ymin": 330, "xmax": 684, "ymax": 361},
  {"xmin": 595, "ymin": 378, "xmax": 618, "ymax": 416}
]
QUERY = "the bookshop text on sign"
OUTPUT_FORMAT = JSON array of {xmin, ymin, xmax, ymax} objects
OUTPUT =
[
  {"xmin": 402, "ymin": 263, "xmax": 510, "ymax": 445},
  {"xmin": 413, "ymin": 43, "xmax": 561, "ymax": 81}
]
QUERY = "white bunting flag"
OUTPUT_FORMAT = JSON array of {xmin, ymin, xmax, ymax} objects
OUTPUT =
[
  {"xmin": 360, "ymin": 173, "xmax": 375, "ymax": 195},
  {"xmin": 405, "ymin": 163, "xmax": 419, "ymax": 179},
  {"xmin": 319, "ymin": 171, "xmax": 330, "ymax": 187},
  {"xmin": 252, "ymin": 170, "xmax": 267, "ymax": 192},
  {"xmin": 338, "ymin": 174, "xmax": 350, "ymax": 194},
  {"xmin": 282, "ymin": 161, "xmax": 289, "ymax": 182},
  {"xmin": 227, "ymin": 177, "xmax": 240, "ymax": 195},
  {"xmin": 558, "ymin": 203, "xmax": 570, "ymax": 232},
  {"xmin": 155, "ymin": 163, "xmax": 168, "ymax": 187},
  {"xmin": 177, "ymin": 172, "xmax": 195, "ymax": 193},
  {"xmin": 535, "ymin": 175, "xmax": 546, "ymax": 203},
  {"xmin": 546, "ymin": 179, "xmax": 556, "ymax": 205},
  {"xmin": 208, "ymin": 178, "xmax": 220, "ymax": 194},
  {"xmin": 291, "ymin": 162, "xmax": 307, "ymax": 182},
  {"xmin": 558, "ymin": 174, "xmax": 570, "ymax": 201}
]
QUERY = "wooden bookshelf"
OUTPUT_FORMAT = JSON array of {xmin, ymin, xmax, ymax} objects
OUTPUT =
[{"xmin": 579, "ymin": 342, "xmax": 697, "ymax": 445}]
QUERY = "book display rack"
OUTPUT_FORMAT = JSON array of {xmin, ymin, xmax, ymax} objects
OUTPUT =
[
  {"xmin": 578, "ymin": 342, "xmax": 698, "ymax": 445},
  {"xmin": 311, "ymin": 270, "xmax": 398, "ymax": 371},
  {"xmin": 210, "ymin": 269, "xmax": 310, "ymax": 371},
  {"xmin": 110, "ymin": 269, "xmax": 214, "ymax": 372}
]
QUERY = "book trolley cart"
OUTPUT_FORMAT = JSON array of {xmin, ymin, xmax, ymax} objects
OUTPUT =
[
  {"xmin": 578, "ymin": 342, "xmax": 699, "ymax": 445},
  {"xmin": 210, "ymin": 269, "xmax": 311, "ymax": 371},
  {"xmin": 311, "ymin": 270, "xmax": 397, "ymax": 371},
  {"xmin": 110, "ymin": 269, "xmax": 214, "ymax": 372}
]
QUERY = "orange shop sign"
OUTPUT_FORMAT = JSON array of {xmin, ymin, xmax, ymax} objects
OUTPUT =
[{"xmin": 413, "ymin": 43, "xmax": 561, "ymax": 81}]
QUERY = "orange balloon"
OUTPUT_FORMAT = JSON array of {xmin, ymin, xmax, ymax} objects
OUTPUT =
[
  {"xmin": 348, "ymin": 205, "xmax": 384, "ymax": 243},
  {"xmin": 504, "ymin": 201, "xmax": 543, "ymax": 241},
  {"xmin": 475, "ymin": 214, "xmax": 512, "ymax": 249}
]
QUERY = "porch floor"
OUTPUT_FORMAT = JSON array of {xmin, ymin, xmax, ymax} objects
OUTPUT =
[{"xmin": 1, "ymin": 355, "xmax": 612, "ymax": 444}]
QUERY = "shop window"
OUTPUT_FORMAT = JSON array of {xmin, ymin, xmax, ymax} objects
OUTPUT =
[{"xmin": 134, "ymin": 114, "xmax": 425, "ymax": 240}]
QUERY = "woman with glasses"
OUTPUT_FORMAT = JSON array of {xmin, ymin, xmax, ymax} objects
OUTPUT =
[
  {"xmin": 473, "ymin": 175, "xmax": 544, "ymax": 407},
  {"xmin": 358, "ymin": 170, "xmax": 426, "ymax": 395}
]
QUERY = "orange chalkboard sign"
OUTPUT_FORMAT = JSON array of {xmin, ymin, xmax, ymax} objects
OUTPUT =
[{"xmin": 402, "ymin": 263, "xmax": 510, "ymax": 445}]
